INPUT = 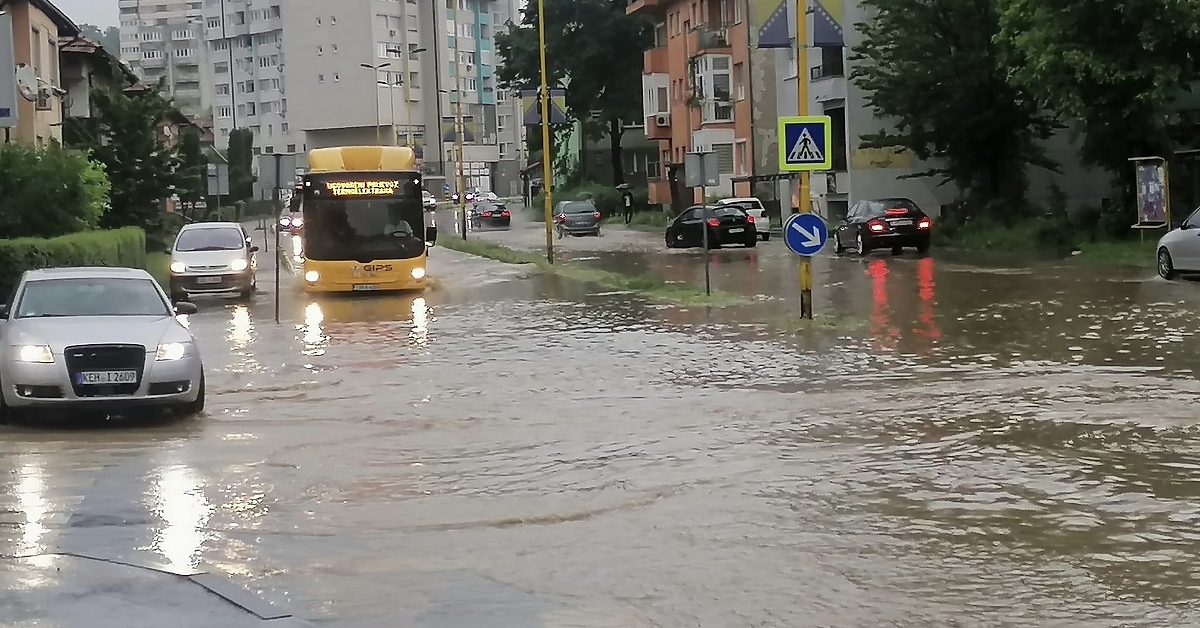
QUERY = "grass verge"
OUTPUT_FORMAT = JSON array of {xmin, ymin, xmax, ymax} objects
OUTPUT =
[
  {"xmin": 1071, "ymin": 238, "xmax": 1156, "ymax": 267},
  {"xmin": 437, "ymin": 237, "xmax": 740, "ymax": 306},
  {"xmin": 935, "ymin": 223, "xmax": 1157, "ymax": 267},
  {"xmin": 147, "ymin": 252, "xmax": 171, "ymax": 288},
  {"xmin": 772, "ymin": 315, "xmax": 868, "ymax": 333}
]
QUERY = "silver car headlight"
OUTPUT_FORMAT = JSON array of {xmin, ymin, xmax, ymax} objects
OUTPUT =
[
  {"xmin": 292, "ymin": 216, "xmax": 304, "ymax": 227},
  {"xmin": 279, "ymin": 217, "xmax": 292, "ymax": 227},
  {"xmin": 155, "ymin": 342, "xmax": 189, "ymax": 361},
  {"xmin": 230, "ymin": 258, "xmax": 249, "ymax": 272},
  {"xmin": 15, "ymin": 345, "xmax": 53, "ymax": 363},
  {"xmin": 170, "ymin": 261, "xmax": 187, "ymax": 274}
]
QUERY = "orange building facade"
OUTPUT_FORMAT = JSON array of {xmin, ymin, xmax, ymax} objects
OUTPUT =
[{"xmin": 628, "ymin": 0, "xmax": 755, "ymax": 208}]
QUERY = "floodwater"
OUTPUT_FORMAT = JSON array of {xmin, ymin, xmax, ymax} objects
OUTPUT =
[{"xmin": 4, "ymin": 214, "xmax": 1200, "ymax": 627}]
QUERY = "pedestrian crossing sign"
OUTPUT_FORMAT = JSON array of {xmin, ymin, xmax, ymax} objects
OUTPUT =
[{"xmin": 778, "ymin": 116, "xmax": 833, "ymax": 172}]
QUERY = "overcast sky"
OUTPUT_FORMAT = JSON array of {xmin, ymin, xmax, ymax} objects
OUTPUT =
[{"xmin": 56, "ymin": 0, "xmax": 118, "ymax": 28}]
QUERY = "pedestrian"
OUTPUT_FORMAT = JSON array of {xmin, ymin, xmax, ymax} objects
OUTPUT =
[{"xmin": 618, "ymin": 184, "xmax": 633, "ymax": 225}]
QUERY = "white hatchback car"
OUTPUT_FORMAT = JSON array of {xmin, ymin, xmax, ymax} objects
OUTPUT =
[
  {"xmin": 1156, "ymin": 207, "xmax": 1200, "ymax": 279},
  {"xmin": 717, "ymin": 197, "xmax": 771, "ymax": 241}
]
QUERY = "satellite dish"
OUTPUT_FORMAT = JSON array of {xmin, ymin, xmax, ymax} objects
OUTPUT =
[{"xmin": 14, "ymin": 64, "xmax": 36, "ymax": 102}]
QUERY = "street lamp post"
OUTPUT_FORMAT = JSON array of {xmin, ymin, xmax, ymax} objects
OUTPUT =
[
  {"xmin": 360, "ymin": 62, "xmax": 392, "ymax": 145},
  {"xmin": 378, "ymin": 79, "xmax": 399, "ymax": 145}
]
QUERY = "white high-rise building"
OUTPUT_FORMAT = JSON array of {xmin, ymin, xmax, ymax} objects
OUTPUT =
[
  {"xmin": 200, "ymin": 0, "xmax": 301, "ymax": 153},
  {"xmin": 117, "ymin": 0, "xmax": 209, "ymax": 116}
]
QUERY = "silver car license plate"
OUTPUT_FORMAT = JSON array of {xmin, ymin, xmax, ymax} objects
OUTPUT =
[
  {"xmin": 890, "ymin": 219, "xmax": 914, "ymax": 226},
  {"xmin": 728, "ymin": 228, "xmax": 744, "ymax": 234},
  {"xmin": 196, "ymin": 276, "xmax": 222, "ymax": 284},
  {"xmin": 352, "ymin": 284, "xmax": 380, "ymax": 291},
  {"xmin": 77, "ymin": 370, "xmax": 138, "ymax": 385}
]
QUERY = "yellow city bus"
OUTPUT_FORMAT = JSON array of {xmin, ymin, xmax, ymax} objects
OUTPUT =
[{"xmin": 298, "ymin": 146, "xmax": 431, "ymax": 293}]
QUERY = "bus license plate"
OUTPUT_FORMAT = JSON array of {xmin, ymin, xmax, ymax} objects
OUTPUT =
[
  {"xmin": 196, "ymin": 276, "xmax": 222, "ymax": 285},
  {"xmin": 77, "ymin": 370, "xmax": 138, "ymax": 385},
  {"xmin": 352, "ymin": 284, "xmax": 380, "ymax": 291}
]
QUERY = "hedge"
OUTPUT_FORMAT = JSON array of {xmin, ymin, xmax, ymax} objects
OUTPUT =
[
  {"xmin": 530, "ymin": 183, "xmax": 651, "ymax": 220},
  {"xmin": 0, "ymin": 227, "xmax": 148, "ymax": 297}
]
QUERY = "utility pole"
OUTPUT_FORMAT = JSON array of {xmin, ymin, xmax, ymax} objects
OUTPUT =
[
  {"xmin": 452, "ymin": 3, "xmax": 467, "ymax": 240},
  {"xmin": 796, "ymin": 0, "xmax": 813, "ymax": 319},
  {"xmin": 536, "ymin": 0, "xmax": 554, "ymax": 263}
]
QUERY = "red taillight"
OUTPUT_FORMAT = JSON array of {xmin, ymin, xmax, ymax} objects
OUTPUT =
[
  {"xmin": 556, "ymin": 214, "xmax": 566, "ymax": 223},
  {"xmin": 707, "ymin": 218, "xmax": 720, "ymax": 227},
  {"xmin": 593, "ymin": 211, "xmax": 601, "ymax": 219},
  {"xmin": 917, "ymin": 218, "xmax": 932, "ymax": 230},
  {"xmin": 481, "ymin": 212, "xmax": 492, "ymax": 217},
  {"xmin": 884, "ymin": 208, "xmax": 908, "ymax": 216},
  {"xmin": 745, "ymin": 215, "xmax": 755, "ymax": 223},
  {"xmin": 868, "ymin": 219, "xmax": 887, "ymax": 233},
  {"xmin": 501, "ymin": 211, "xmax": 510, "ymax": 217}
]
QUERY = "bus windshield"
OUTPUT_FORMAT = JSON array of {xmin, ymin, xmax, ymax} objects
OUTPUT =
[{"xmin": 302, "ymin": 173, "xmax": 425, "ymax": 261}]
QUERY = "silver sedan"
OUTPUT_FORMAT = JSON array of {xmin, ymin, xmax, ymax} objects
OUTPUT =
[{"xmin": 0, "ymin": 267, "xmax": 206, "ymax": 423}]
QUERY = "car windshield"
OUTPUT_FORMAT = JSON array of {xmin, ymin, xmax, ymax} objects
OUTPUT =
[
  {"xmin": 15, "ymin": 277, "xmax": 169, "ymax": 318},
  {"xmin": 863, "ymin": 199, "xmax": 920, "ymax": 216},
  {"xmin": 175, "ymin": 227, "xmax": 246, "ymax": 252},
  {"xmin": 707, "ymin": 207, "xmax": 745, "ymax": 218},
  {"xmin": 477, "ymin": 204, "xmax": 503, "ymax": 212},
  {"xmin": 563, "ymin": 202, "xmax": 596, "ymax": 214},
  {"xmin": 304, "ymin": 198, "xmax": 425, "ymax": 261}
]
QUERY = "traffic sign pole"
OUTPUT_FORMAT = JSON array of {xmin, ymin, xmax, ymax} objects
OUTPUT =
[{"xmin": 796, "ymin": 2, "xmax": 813, "ymax": 319}]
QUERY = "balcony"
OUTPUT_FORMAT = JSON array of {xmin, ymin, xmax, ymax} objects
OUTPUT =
[
  {"xmin": 695, "ymin": 26, "xmax": 731, "ymax": 52},
  {"xmin": 626, "ymin": 0, "xmax": 666, "ymax": 17},
  {"xmin": 643, "ymin": 47, "xmax": 668, "ymax": 74},
  {"xmin": 809, "ymin": 65, "xmax": 847, "ymax": 103}
]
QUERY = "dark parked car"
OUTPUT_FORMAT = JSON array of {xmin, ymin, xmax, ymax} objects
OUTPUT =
[
  {"xmin": 833, "ymin": 198, "xmax": 932, "ymax": 256},
  {"xmin": 470, "ymin": 202, "xmax": 511, "ymax": 228},
  {"xmin": 665, "ymin": 205, "xmax": 757, "ymax": 249},
  {"xmin": 554, "ymin": 200, "xmax": 602, "ymax": 237}
]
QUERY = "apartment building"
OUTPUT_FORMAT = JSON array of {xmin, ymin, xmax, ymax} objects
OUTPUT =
[
  {"xmin": 773, "ymin": 0, "xmax": 1107, "ymax": 220},
  {"xmin": 200, "ymin": 0, "xmax": 301, "ymax": 153},
  {"xmin": 0, "ymin": 0, "xmax": 78, "ymax": 146},
  {"xmin": 117, "ymin": 0, "xmax": 208, "ymax": 116},
  {"xmin": 278, "ymin": 0, "xmax": 521, "ymax": 194},
  {"xmin": 628, "ymin": 0, "xmax": 755, "ymax": 208}
]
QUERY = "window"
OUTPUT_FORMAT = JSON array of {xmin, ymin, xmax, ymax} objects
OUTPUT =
[
  {"xmin": 714, "ymin": 143, "xmax": 734, "ymax": 174},
  {"xmin": 733, "ymin": 62, "xmax": 745, "ymax": 101},
  {"xmin": 500, "ymin": 142, "xmax": 511, "ymax": 158},
  {"xmin": 287, "ymin": 144, "xmax": 297, "ymax": 152},
  {"xmin": 696, "ymin": 54, "xmax": 733, "ymax": 123},
  {"xmin": 735, "ymin": 140, "xmax": 748, "ymax": 175},
  {"xmin": 217, "ymin": 106, "xmax": 232, "ymax": 118}
]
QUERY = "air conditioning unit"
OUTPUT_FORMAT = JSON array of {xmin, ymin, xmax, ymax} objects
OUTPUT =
[
  {"xmin": 34, "ymin": 87, "xmax": 53, "ymax": 111},
  {"xmin": 654, "ymin": 114, "xmax": 670, "ymax": 127},
  {"xmin": 390, "ymin": 30, "xmax": 398, "ymax": 37},
  {"xmin": 465, "ymin": 63, "xmax": 475, "ymax": 73}
]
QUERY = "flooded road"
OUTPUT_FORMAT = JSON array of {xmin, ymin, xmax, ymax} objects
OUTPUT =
[{"xmin": 5, "ymin": 214, "xmax": 1200, "ymax": 626}]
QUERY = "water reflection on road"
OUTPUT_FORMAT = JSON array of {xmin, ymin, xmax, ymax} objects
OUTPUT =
[{"xmin": 3, "ymin": 231, "xmax": 1200, "ymax": 626}]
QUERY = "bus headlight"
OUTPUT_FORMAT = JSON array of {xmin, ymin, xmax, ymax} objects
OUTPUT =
[
  {"xmin": 304, "ymin": 270, "xmax": 320, "ymax": 283},
  {"xmin": 411, "ymin": 267, "xmax": 426, "ymax": 280}
]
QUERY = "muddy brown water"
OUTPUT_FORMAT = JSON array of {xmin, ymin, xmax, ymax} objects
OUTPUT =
[{"xmin": 3, "ymin": 215, "xmax": 1200, "ymax": 627}]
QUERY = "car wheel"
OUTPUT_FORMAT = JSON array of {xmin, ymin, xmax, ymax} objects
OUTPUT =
[
  {"xmin": 916, "ymin": 240, "xmax": 930, "ymax": 254},
  {"xmin": 1158, "ymin": 247, "xmax": 1178, "ymax": 280},
  {"xmin": 665, "ymin": 233, "xmax": 674, "ymax": 249},
  {"xmin": 171, "ymin": 290, "xmax": 187, "ymax": 303},
  {"xmin": 857, "ymin": 233, "xmax": 871, "ymax": 256},
  {"xmin": 746, "ymin": 238, "xmax": 757, "ymax": 248},
  {"xmin": 594, "ymin": 228, "xmax": 602, "ymax": 237},
  {"xmin": 834, "ymin": 233, "xmax": 846, "ymax": 255},
  {"xmin": 892, "ymin": 246, "xmax": 903, "ymax": 255},
  {"xmin": 0, "ymin": 383, "xmax": 10, "ymax": 426},
  {"xmin": 761, "ymin": 232, "xmax": 771, "ymax": 242},
  {"xmin": 178, "ymin": 373, "xmax": 205, "ymax": 417}
]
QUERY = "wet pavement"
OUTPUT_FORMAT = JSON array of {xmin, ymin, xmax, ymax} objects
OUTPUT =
[{"xmin": 5, "ymin": 210, "xmax": 1200, "ymax": 626}]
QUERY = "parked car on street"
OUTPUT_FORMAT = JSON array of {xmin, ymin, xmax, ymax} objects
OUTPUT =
[
  {"xmin": 0, "ymin": 267, "xmax": 205, "ymax": 423},
  {"xmin": 278, "ymin": 210, "xmax": 303, "ymax": 235},
  {"xmin": 717, "ymin": 197, "xmax": 771, "ymax": 241},
  {"xmin": 470, "ymin": 202, "xmax": 512, "ymax": 229},
  {"xmin": 833, "ymin": 198, "xmax": 932, "ymax": 256},
  {"xmin": 554, "ymin": 200, "xmax": 603, "ymax": 237},
  {"xmin": 1156, "ymin": 206, "xmax": 1200, "ymax": 279},
  {"xmin": 422, "ymin": 190, "xmax": 437, "ymax": 211},
  {"xmin": 665, "ymin": 205, "xmax": 758, "ymax": 249},
  {"xmin": 168, "ymin": 222, "xmax": 259, "ymax": 301}
]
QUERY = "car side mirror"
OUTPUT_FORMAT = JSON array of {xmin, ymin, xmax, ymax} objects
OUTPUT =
[
  {"xmin": 249, "ymin": 245, "xmax": 260, "ymax": 253},
  {"xmin": 174, "ymin": 301, "xmax": 199, "ymax": 316}
]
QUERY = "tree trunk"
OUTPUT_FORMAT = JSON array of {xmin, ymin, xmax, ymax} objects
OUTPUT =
[{"xmin": 608, "ymin": 118, "xmax": 626, "ymax": 186}]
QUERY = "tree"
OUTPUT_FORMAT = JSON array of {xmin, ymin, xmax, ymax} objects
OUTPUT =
[
  {"xmin": 79, "ymin": 24, "xmax": 121, "ymax": 53},
  {"xmin": 70, "ymin": 83, "xmax": 184, "ymax": 230},
  {"xmin": 0, "ymin": 143, "xmax": 110, "ymax": 238},
  {"xmin": 997, "ymin": 0, "xmax": 1200, "ymax": 178},
  {"xmin": 227, "ymin": 128, "xmax": 255, "ymax": 201},
  {"xmin": 176, "ymin": 127, "xmax": 207, "ymax": 210},
  {"xmin": 496, "ymin": 0, "xmax": 653, "ymax": 185},
  {"xmin": 850, "ymin": 0, "xmax": 1059, "ymax": 215}
]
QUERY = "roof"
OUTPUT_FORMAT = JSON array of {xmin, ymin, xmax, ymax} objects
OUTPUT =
[
  {"xmin": 27, "ymin": 0, "xmax": 80, "ymax": 37},
  {"xmin": 179, "ymin": 221, "xmax": 243, "ymax": 230},
  {"xmin": 25, "ymin": 266, "xmax": 152, "ymax": 280},
  {"xmin": 307, "ymin": 145, "xmax": 418, "ymax": 173},
  {"xmin": 57, "ymin": 35, "xmax": 140, "ymax": 85}
]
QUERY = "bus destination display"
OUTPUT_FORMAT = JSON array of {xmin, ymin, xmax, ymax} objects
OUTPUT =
[{"xmin": 324, "ymin": 179, "xmax": 401, "ymax": 197}]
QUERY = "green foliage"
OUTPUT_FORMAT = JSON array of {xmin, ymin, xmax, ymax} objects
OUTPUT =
[
  {"xmin": 528, "ymin": 182, "xmax": 649, "ymax": 220},
  {"xmin": 850, "ymin": 0, "xmax": 1060, "ymax": 213},
  {"xmin": 176, "ymin": 127, "xmax": 207, "ymax": 204},
  {"xmin": 0, "ymin": 143, "xmax": 110, "ymax": 238},
  {"xmin": 997, "ymin": 0, "xmax": 1200, "ymax": 176},
  {"xmin": 69, "ymin": 82, "xmax": 184, "ymax": 231},
  {"xmin": 79, "ymin": 24, "xmax": 120, "ymax": 53},
  {"xmin": 495, "ymin": 0, "xmax": 653, "ymax": 183},
  {"xmin": 227, "ymin": 129, "xmax": 255, "ymax": 200},
  {"xmin": 0, "ymin": 228, "xmax": 147, "ymax": 297}
]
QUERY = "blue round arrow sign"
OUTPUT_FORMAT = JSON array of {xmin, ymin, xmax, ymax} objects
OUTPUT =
[{"xmin": 783, "ymin": 213, "xmax": 828, "ymax": 257}]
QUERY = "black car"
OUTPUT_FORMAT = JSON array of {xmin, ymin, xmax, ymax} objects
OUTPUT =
[
  {"xmin": 833, "ymin": 198, "xmax": 932, "ymax": 255},
  {"xmin": 665, "ymin": 205, "xmax": 757, "ymax": 249},
  {"xmin": 471, "ymin": 202, "xmax": 511, "ymax": 228}
]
